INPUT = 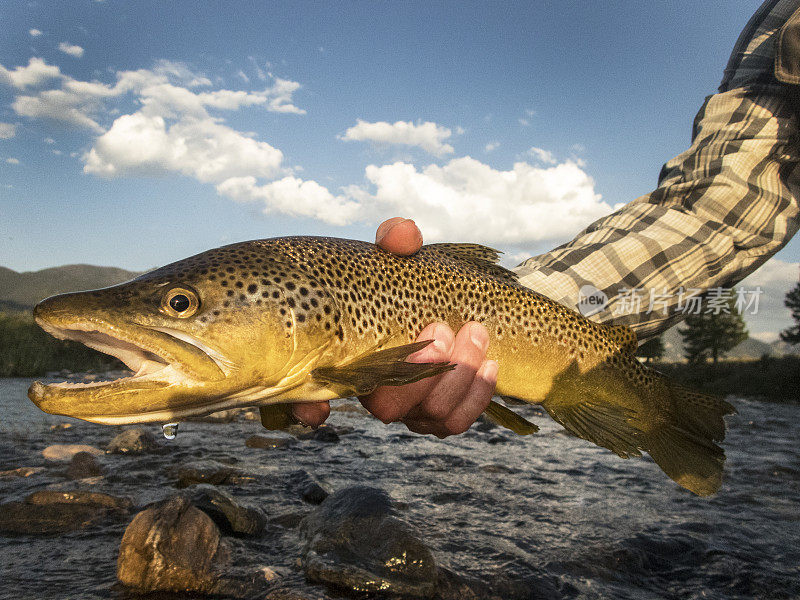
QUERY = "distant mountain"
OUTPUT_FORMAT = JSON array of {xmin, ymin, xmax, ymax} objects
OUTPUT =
[
  {"xmin": 0, "ymin": 264, "xmax": 142, "ymax": 310},
  {"xmin": 658, "ymin": 323, "xmax": 797, "ymax": 361}
]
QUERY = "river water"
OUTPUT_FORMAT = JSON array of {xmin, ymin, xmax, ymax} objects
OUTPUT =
[{"xmin": 0, "ymin": 377, "xmax": 798, "ymax": 599}]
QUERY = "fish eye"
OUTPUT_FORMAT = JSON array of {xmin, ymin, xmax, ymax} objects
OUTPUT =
[{"xmin": 161, "ymin": 287, "xmax": 200, "ymax": 318}]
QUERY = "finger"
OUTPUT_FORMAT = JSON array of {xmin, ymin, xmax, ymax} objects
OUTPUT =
[
  {"xmin": 291, "ymin": 401, "xmax": 330, "ymax": 428},
  {"xmin": 441, "ymin": 360, "xmax": 497, "ymax": 435},
  {"xmin": 359, "ymin": 322, "xmax": 454, "ymax": 424},
  {"xmin": 404, "ymin": 321, "xmax": 489, "ymax": 424},
  {"xmin": 375, "ymin": 217, "xmax": 423, "ymax": 256}
]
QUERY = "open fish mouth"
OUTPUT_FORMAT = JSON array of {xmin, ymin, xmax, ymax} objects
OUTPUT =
[{"xmin": 28, "ymin": 316, "xmax": 232, "ymax": 425}]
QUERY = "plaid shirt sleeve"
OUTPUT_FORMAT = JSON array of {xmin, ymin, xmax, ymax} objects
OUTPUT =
[{"xmin": 514, "ymin": 1, "xmax": 800, "ymax": 342}]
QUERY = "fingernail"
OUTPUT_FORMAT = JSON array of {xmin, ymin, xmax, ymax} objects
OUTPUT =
[
  {"xmin": 375, "ymin": 217, "xmax": 405, "ymax": 244},
  {"xmin": 429, "ymin": 324, "xmax": 451, "ymax": 355},
  {"xmin": 479, "ymin": 359, "xmax": 498, "ymax": 381},
  {"xmin": 469, "ymin": 322, "xmax": 489, "ymax": 352}
]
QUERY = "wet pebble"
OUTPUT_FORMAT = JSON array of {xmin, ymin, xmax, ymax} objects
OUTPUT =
[
  {"xmin": 0, "ymin": 466, "xmax": 44, "ymax": 478},
  {"xmin": 42, "ymin": 444, "xmax": 103, "ymax": 462},
  {"xmin": 189, "ymin": 484, "xmax": 266, "ymax": 536},
  {"xmin": 300, "ymin": 486, "xmax": 437, "ymax": 598},
  {"xmin": 106, "ymin": 428, "xmax": 161, "ymax": 454},
  {"xmin": 0, "ymin": 490, "xmax": 131, "ymax": 535},
  {"xmin": 288, "ymin": 470, "xmax": 330, "ymax": 505},
  {"xmin": 65, "ymin": 451, "xmax": 104, "ymax": 479},
  {"xmin": 171, "ymin": 460, "xmax": 252, "ymax": 488}
]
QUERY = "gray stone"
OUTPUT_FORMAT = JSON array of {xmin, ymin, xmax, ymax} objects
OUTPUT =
[
  {"xmin": 117, "ymin": 494, "xmax": 261, "ymax": 598},
  {"xmin": 0, "ymin": 490, "xmax": 131, "ymax": 535},
  {"xmin": 288, "ymin": 470, "xmax": 330, "ymax": 505},
  {"xmin": 66, "ymin": 451, "xmax": 104, "ymax": 479},
  {"xmin": 27, "ymin": 490, "xmax": 131, "ymax": 510},
  {"xmin": 107, "ymin": 428, "xmax": 161, "ymax": 454},
  {"xmin": 42, "ymin": 444, "xmax": 103, "ymax": 461},
  {"xmin": 300, "ymin": 486, "xmax": 437, "ymax": 598},
  {"xmin": 171, "ymin": 460, "xmax": 252, "ymax": 488},
  {"xmin": 189, "ymin": 484, "xmax": 266, "ymax": 536}
]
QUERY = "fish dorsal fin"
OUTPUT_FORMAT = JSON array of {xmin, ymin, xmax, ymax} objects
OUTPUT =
[
  {"xmin": 418, "ymin": 243, "xmax": 519, "ymax": 284},
  {"xmin": 311, "ymin": 340, "xmax": 455, "ymax": 397},
  {"xmin": 484, "ymin": 401, "xmax": 539, "ymax": 435},
  {"xmin": 604, "ymin": 323, "xmax": 638, "ymax": 354}
]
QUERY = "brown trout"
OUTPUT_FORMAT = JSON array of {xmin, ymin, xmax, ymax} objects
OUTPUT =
[{"xmin": 29, "ymin": 237, "xmax": 734, "ymax": 495}]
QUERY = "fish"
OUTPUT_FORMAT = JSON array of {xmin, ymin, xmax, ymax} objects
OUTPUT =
[{"xmin": 28, "ymin": 236, "xmax": 735, "ymax": 496}]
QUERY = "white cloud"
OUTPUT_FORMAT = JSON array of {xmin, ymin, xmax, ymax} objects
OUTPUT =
[
  {"xmin": 0, "ymin": 123, "xmax": 16, "ymax": 139},
  {"xmin": 527, "ymin": 146, "xmax": 557, "ymax": 164},
  {"xmin": 0, "ymin": 56, "xmax": 610, "ymax": 246},
  {"xmin": 13, "ymin": 89, "xmax": 107, "ymax": 131},
  {"xmin": 58, "ymin": 42, "xmax": 85, "ymax": 58},
  {"xmin": 237, "ymin": 70, "xmax": 250, "ymax": 83},
  {"xmin": 519, "ymin": 118, "xmax": 530, "ymax": 127},
  {"xmin": 29, "ymin": 29, "xmax": 42, "ymax": 37},
  {"xmin": 6, "ymin": 157, "xmax": 20, "ymax": 164},
  {"xmin": 341, "ymin": 120, "xmax": 454, "ymax": 156},
  {"xmin": 44, "ymin": 137, "xmax": 55, "ymax": 144},
  {"xmin": 217, "ymin": 175, "xmax": 360, "ymax": 226},
  {"xmin": 0, "ymin": 57, "xmax": 61, "ymax": 89},
  {"xmin": 84, "ymin": 112, "xmax": 284, "ymax": 183},
  {"xmin": 351, "ymin": 156, "xmax": 612, "ymax": 244},
  {"xmin": 484, "ymin": 141, "xmax": 499, "ymax": 153}
]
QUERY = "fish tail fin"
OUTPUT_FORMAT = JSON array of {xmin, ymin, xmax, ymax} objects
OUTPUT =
[
  {"xmin": 540, "ymin": 361, "xmax": 735, "ymax": 496},
  {"xmin": 644, "ymin": 380, "xmax": 735, "ymax": 496}
]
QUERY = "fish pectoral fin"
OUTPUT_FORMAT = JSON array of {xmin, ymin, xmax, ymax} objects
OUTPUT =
[
  {"xmin": 483, "ymin": 400, "xmax": 538, "ymax": 435},
  {"xmin": 259, "ymin": 404, "xmax": 296, "ymax": 431},
  {"xmin": 310, "ymin": 340, "xmax": 455, "ymax": 397}
]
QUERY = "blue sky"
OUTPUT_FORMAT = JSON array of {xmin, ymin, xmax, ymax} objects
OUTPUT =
[{"xmin": 0, "ymin": 1, "xmax": 797, "ymax": 339}]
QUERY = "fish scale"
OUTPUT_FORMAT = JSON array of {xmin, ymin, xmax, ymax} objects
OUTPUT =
[{"xmin": 29, "ymin": 236, "xmax": 734, "ymax": 496}]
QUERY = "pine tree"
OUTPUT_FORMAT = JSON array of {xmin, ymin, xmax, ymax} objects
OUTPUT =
[
  {"xmin": 679, "ymin": 296, "xmax": 748, "ymax": 364},
  {"xmin": 780, "ymin": 281, "xmax": 800, "ymax": 345},
  {"xmin": 637, "ymin": 335, "xmax": 665, "ymax": 363}
]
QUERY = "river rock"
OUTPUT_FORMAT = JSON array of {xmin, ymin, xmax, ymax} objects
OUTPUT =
[
  {"xmin": 171, "ymin": 460, "xmax": 252, "ymax": 488},
  {"xmin": 107, "ymin": 428, "xmax": 161, "ymax": 454},
  {"xmin": 300, "ymin": 486, "xmax": 437, "ymax": 597},
  {"xmin": 0, "ymin": 466, "xmax": 44, "ymax": 478},
  {"xmin": 0, "ymin": 490, "xmax": 131, "ymax": 535},
  {"xmin": 42, "ymin": 444, "xmax": 104, "ymax": 462},
  {"xmin": 287, "ymin": 470, "xmax": 330, "ymax": 505},
  {"xmin": 65, "ymin": 451, "xmax": 104, "ymax": 479},
  {"xmin": 27, "ymin": 490, "xmax": 132, "ymax": 511},
  {"xmin": 118, "ymin": 494, "xmax": 230, "ymax": 594},
  {"xmin": 189, "ymin": 484, "xmax": 266, "ymax": 536}
]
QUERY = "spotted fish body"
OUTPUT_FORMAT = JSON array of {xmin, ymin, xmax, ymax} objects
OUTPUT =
[{"xmin": 29, "ymin": 236, "xmax": 734, "ymax": 496}]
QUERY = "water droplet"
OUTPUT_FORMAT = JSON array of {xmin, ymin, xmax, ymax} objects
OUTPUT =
[{"xmin": 162, "ymin": 422, "xmax": 179, "ymax": 440}]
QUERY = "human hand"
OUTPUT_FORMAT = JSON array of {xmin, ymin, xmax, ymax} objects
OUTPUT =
[{"xmin": 290, "ymin": 217, "xmax": 497, "ymax": 436}]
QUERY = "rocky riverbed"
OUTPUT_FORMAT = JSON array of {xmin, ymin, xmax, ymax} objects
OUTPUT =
[{"xmin": 1, "ymin": 376, "xmax": 799, "ymax": 600}]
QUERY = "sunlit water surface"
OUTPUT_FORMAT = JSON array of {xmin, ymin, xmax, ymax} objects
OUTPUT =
[{"xmin": 0, "ymin": 377, "xmax": 798, "ymax": 599}]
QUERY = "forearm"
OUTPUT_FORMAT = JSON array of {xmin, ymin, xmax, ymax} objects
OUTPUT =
[{"xmin": 515, "ymin": 86, "xmax": 800, "ymax": 340}]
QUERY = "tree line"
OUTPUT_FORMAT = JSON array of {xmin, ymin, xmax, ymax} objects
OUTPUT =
[{"xmin": 637, "ymin": 276, "xmax": 800, "ymax": 364}]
